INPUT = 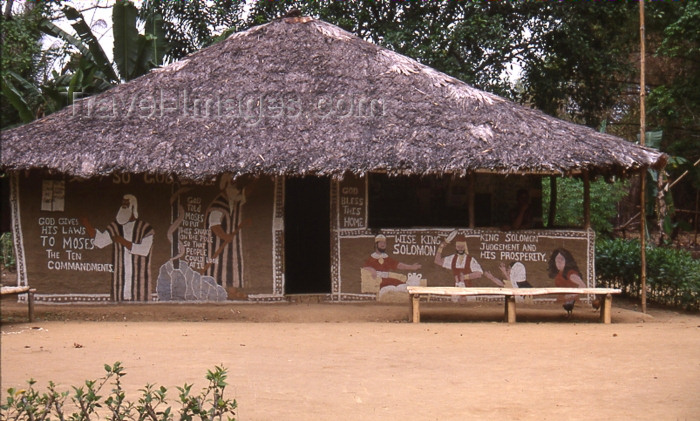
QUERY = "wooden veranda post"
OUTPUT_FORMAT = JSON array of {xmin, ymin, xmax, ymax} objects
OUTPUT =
[
  {"xmin": 583, "ymin": 171, "xmax": 591, "ymax": 230},
  {"xmin": 640, "ymin": 0, "xmax": 648, "ymax": 313},
  {"xmin": 548, "ymin": 176, "xmax": 557, "ymax": 228},
  {"xmin": 468, "ymin": 173, "xmax": 475, "ymax": 228}
]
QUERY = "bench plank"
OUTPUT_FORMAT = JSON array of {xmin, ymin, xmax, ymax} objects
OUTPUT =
[
  {"xmin": 407, "ymin": 286, "xmax": 621, "ymax": 324},
  {"xmin": 1, "ymin": 286, "xmax": 31, "ymax": 295},
  {"xmin": 407, "ymin": 286, "xmax": 621, "ymax": 296},
  {"xmin": 1, "ymin": 286, "xmax": 36, "ymax": 322}
]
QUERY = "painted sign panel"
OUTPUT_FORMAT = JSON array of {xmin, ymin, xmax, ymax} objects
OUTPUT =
[
  {"xmin": 338, "ymin": 175, "xmax": 367, "ymax": 229},
  {"xmin": 12, "ymin": 172, "xmax": 278, "ymax": 303},
  {"xmin": 337, "ymin": 228, "xmax": 594, "ymax": 303}
]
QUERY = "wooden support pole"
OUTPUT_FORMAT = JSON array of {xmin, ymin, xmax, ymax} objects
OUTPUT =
[
  {"xmin": 548, "ymin": 176, "xmax": 557, "ymax": 228},
  {"xmin": 600, "ymin": 293, "xmax": 613, "ymax": 324},
  {"xmin": 468, "ymin": 173, "xmax": 475, "ymax": 228},
  {"xmin": 28, "ymin": 288, "xmax": 35, "ymax": 323},
  {"xmin": 411, "ymin": 294, "xmax": 421, "ymax": 323},
  {"xmin": 640, "ymin": 0, "xmax": 648, "ymax": 314},
  {"xmin": 504, "ymin": 296, "xmax": 516, "ymax": 323},
  {"xmin": 583, "ymin": 171, "xmax": 591, "ymax": 230}
]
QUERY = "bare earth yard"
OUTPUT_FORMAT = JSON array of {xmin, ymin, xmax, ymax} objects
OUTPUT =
[{"xmin": 1, "ymin": 299, "xmax": 699, "ymax": 420}]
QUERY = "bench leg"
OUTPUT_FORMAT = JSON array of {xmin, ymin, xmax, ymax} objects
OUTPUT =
[
  {"xmin": 410, "ymin": 294, "xmax": 421, "ymax": 323},
  {"xmin": 504, "ymin": 296, "xmax": 516, "ymax": 323},
  {"xmin": 28, "ymin": 289, "xmax": 36, "ymax": 323},
  {"xmin": 600, "ymin": 293, "xmax": 612, "ymax": 324}
]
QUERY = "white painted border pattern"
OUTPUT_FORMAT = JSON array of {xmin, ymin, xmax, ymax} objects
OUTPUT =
[{"xmin": 10, "ymin": 173, "xmax": 28, "ymax": 291}]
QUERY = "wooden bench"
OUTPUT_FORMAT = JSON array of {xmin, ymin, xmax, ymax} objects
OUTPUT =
[
  {"xmin": 407, "ymin": 286, "xmax": 622, "ymax": 324},
  {"xmin": 1, "ymin": 286, "xmax": 36, "ymax": 322}
]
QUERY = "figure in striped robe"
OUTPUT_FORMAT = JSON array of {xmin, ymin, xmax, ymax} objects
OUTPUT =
[
  {"xmin": 83, "ymin": 195, "xmax": 154, "ymax": 302},
  {"xmin": 205, "ymin": 175, "xmax": 246, "ymax": 291}
]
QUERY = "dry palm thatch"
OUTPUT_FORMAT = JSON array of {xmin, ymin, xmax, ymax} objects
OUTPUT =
[{"xmin": 1, "ymin": 16, "xmax": 665, "ymax": 181}]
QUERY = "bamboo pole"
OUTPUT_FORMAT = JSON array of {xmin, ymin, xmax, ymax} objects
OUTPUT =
[
  {"xmin": 583, "ymin": 171, "xmax": 591, "ymax": 229},
  {"xmin": 548, "ymin": 176, "xmax": 557, "ymax": 228},
  {"xmin": 639, "ymin": 0, "xmax": 647, "ymax": 313}
]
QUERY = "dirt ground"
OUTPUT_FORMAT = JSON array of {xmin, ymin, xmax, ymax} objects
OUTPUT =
[{"xmin": 1, "ymin": 297, "xmax": 699, "ymax": 420}]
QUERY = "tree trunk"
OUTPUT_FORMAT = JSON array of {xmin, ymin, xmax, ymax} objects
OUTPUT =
[
  {"xmin": 656, "ymin": 170, "xmax": 667, "ymax": 245},
  {"xmin": 3, "ymin": 0, "xmax": 13, "ymax": 19}
]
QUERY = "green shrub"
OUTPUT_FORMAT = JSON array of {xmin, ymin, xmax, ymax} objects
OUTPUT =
[
  {"xmin": 596, "ymin": 238, "xmax": 700, "ymax": 310},
  {"xmin": 1, "ymin": 362, "xmax": 237, "ymax": 421},
  {"xmin": 0, "ymin": 232, "xmax": 16, "ymax": 270},
  {"xmin": 542, "ymin": 177, "xmax": 629, "ymax": 235}
]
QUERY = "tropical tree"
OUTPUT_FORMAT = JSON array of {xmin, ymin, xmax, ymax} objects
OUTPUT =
[
  {"xmin": 1, "ymin": 1, "xmax": 167, "ymax": 129},
  {"xmin": 0, "ymin": 0, "xmax": 58, "ymax": 127},
  {"xmin": 646, "ymin": 1, "xmax": 700, "ymax": 217},
  {"xmin": 139, "ymin": 0, "xmax": 245, "ymax": 61}
]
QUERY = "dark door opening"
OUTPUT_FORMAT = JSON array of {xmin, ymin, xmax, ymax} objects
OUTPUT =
[{"xmin": 284, "ymin": 176, "xmax": 331, "ymax": 294}]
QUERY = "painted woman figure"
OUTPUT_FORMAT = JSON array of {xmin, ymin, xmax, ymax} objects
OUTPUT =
[{"xmin": 547, "ymin": 248, "xmax": 586, "ymax": 314}]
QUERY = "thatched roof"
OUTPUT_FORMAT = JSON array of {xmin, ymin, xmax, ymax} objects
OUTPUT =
[{"xmin": 1, "ymin": 16, "xmax": 665, "ymax": 180}]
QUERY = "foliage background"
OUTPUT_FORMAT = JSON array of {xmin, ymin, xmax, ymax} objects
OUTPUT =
[{"xmin": 596, "ymin": 237, "xmax": 699, "ymax": 311}]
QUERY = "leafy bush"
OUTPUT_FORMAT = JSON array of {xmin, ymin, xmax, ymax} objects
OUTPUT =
[
  {"xmin": 0, "ymin": 232, "xmax": 16, "ymax": 270},
  {"xmin": 596, "ymin": 238, "xmax": 700, "ymax": 310},
  {"xmin": 542, "ymin": 177, "xmax": 629, "ymax": 235},
  {"xmin": 1, "ymin": 362, "xmax": 237, "ymax": 421}
]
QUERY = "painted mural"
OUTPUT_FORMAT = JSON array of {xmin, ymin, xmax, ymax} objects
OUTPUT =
[
  {"xmin": 11, "ymin": 172, "xmax": 278, "ymax": 303},
  {"xmin": 10, "ymin": 171, "xmax": 594, "ymax": 305},
  {"xmin": 81, "ymin": 194, "xmax": 155, "ymax": 301},
  {"xmin": 331, "ymin": 174, "xmax": 593, "ymax": 304},
  {"xmin": 360, "ymin": 234, "xmax": 422, "ymax": 301},
  {"xmin": 156, "ymin": 174, "xmax": 253, "ymax": 302},
  {"xmin": 337, "ymin": 228, "xmax": 594, "ymax": 303},
  {"xmin": 547, "ymin": 247, "xmax": 586, "ymax": 309}
]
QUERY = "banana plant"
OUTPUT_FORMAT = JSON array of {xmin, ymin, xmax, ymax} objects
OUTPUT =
[
  {"xmin": 2, "ymin": 2, "xmax": 168, "ymax": 127},
  {"xmin": 1, "ymin": 74, "xmax": 35, "ymax": 124},
  {"xmin": 638, "ymin": 130, "xmax": 690, "ymax": 243},
  {"xmin": 41, "ymin": 2, "xmax": 167, "ymax": 84},
  {"xmin": 113, "ymin": 1, "xmax": 167, "ymax": 81}
]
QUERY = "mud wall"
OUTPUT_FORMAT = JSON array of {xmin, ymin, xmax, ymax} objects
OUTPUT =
[
  {"xmin": 11, "ymin": 172, "xmax": 278, "ymax": 302},
  {"xmin": 331, "ymin": 174, "xmax": 593, "ymax": 302}
]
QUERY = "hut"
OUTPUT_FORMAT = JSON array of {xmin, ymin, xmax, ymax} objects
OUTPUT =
[{"xmin": 1, "ymin": 16, "xmax": 665, "ymax": 304}]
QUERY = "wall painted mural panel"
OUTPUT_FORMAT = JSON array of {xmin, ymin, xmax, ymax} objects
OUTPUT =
[
  {"xmin": 336, "ymin": 228, "xmax": 594, "ymax": 303},
  {"xmin": 332, "ymin": 174, "xmax": 592, "ymax": 304},
  {"xmin": 12, "ymin": 171, "xmax": 595, "ymax": 305},
  {"xmin": 12, "ymin": 172, "xmax": 279, "ymax": 303}
]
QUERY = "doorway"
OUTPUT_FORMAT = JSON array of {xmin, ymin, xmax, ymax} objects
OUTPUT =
[{"xmin": 284, "ymin": 176, "xmax": 331, "ymax": 294}]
